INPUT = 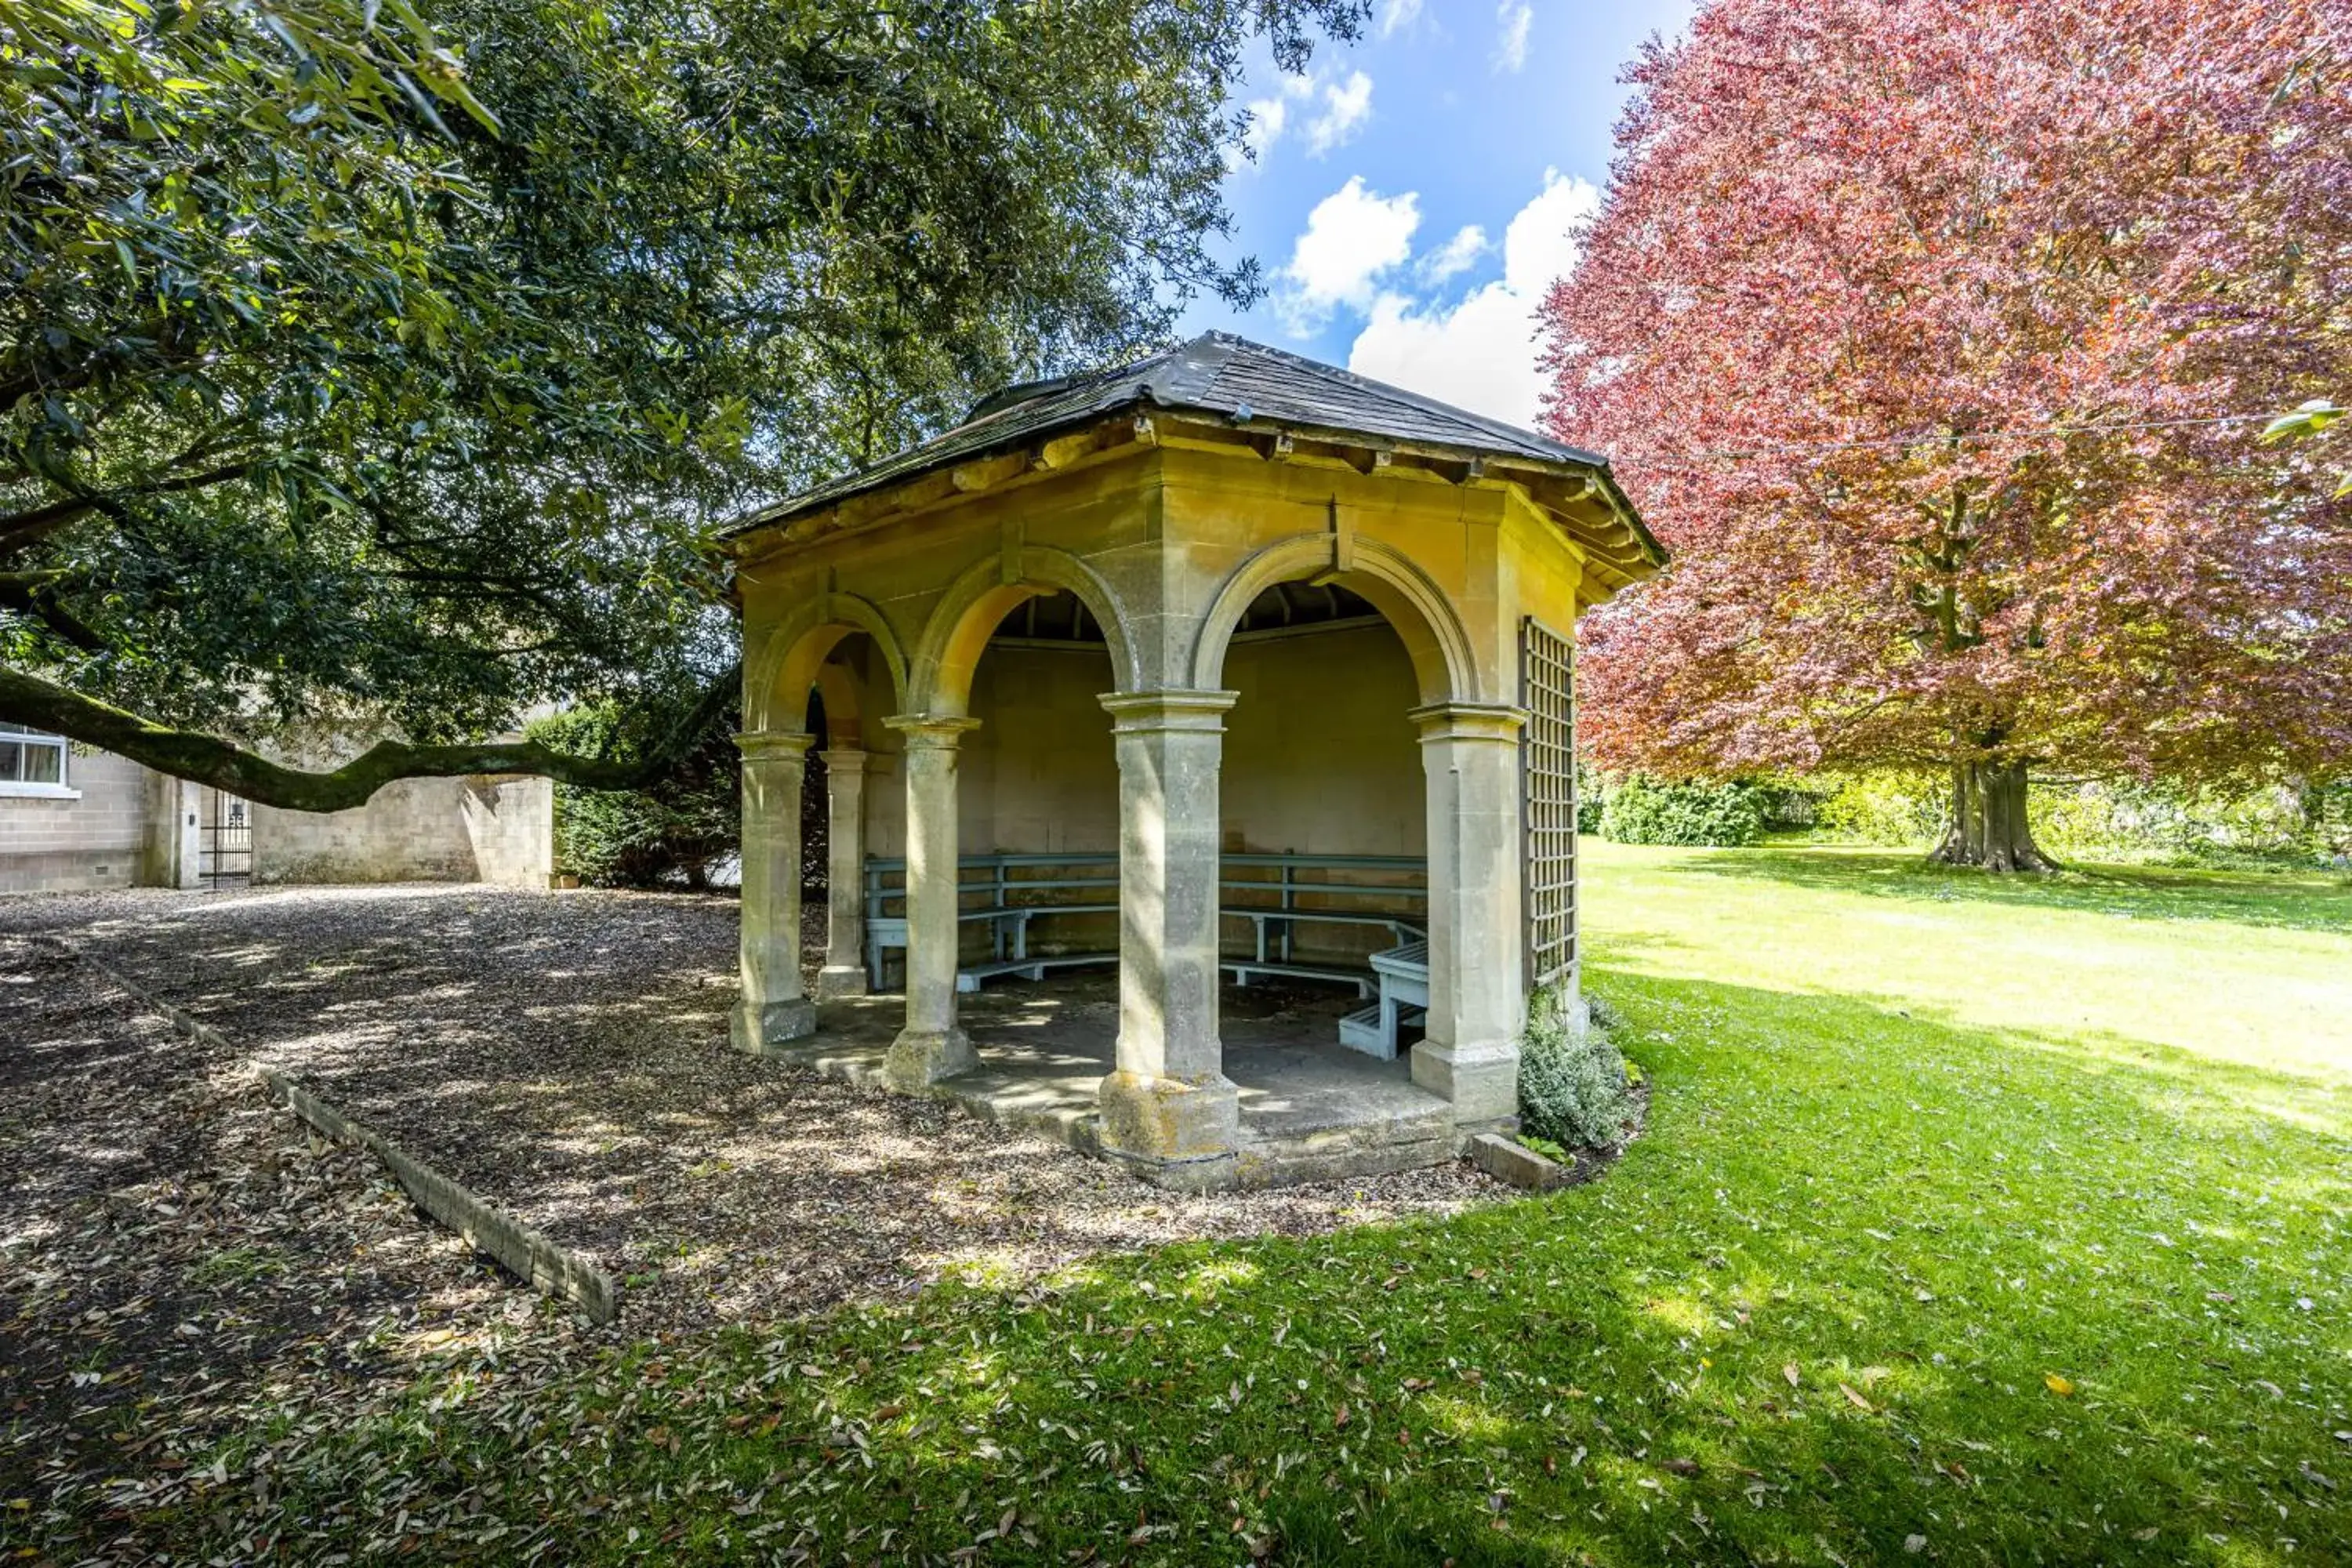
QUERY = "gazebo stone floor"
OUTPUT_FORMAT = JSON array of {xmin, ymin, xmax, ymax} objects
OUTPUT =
[{"xmin": 781, "ymin": 971, "xmax": 1459, "ymax": 1187}]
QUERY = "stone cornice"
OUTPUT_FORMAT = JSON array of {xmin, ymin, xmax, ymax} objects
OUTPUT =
[
  {"xmin": 1098, "ymin": 689, "xmax": 1239, "ymax": 735},
  {"xmin": 883, "ymin": 715, "xmax": 984, "ymax": 749},
  {"xmin": 1407, "ymin": 702, "xmax": 1528, "ymax": 745},
  {"xmin": 735, "ymin": 730, "xmax": 815, "ymax": 762}
]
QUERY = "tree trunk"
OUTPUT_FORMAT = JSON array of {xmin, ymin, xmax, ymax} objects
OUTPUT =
[{"xmin": 1933, "ymin": 759, "xmax": 2059, "ymax": 872}]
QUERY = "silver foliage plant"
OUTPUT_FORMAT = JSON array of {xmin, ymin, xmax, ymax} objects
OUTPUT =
[{"xmin": 1518, "ymin": 983, "xmax": 1632, "ymax": 1151}]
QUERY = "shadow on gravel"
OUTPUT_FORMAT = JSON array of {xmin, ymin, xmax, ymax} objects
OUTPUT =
[{"xmin": 5, "ymin": 887, "xmax": 1501, "ymax": 1340}]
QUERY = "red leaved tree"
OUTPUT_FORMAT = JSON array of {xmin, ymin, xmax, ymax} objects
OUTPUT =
[{"xmin": 1542, "ymin": 0, "xmax": 2352, "ymax": 869}]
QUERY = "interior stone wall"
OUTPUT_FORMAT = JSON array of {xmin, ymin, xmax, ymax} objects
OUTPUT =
[
  {"xmin": 961, "ymin": 642, "xmax": 1122, "ymax": 855},
  {"xmin": 849, "ymin": 618, "xmax": 1423, "ymax": 862},
  {"xmin": 840, "ymin": 616, "xmax": 1425, "ymax": 965},
  {"xmin": 1221, "ymin": 620, "xmax": 1424, "ymax": 859}
]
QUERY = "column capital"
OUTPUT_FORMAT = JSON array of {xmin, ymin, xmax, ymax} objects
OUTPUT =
[
  {"xmin": 735, "ymin": 729, "xmax": 815, "ymax": 762},
  {"xmin": 1408, "ymin": 702, "xmax": 1526, "ymax": 745},
  {"xmin": 883, "ymin": 714, "xmax": 983, "ymax": 750},
  {"xmin": 1098, "ymin": 688, "xmax": 1239, "ymax": 735},
  {"xmin": 816, "ymin": 746, "xmax": 869, "ymax": 773}
]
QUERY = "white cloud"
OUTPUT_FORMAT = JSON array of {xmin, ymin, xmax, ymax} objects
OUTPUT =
[
  {"xmin": 1304, "ymin": 70, "xmax": 1374, "ymax": 157},
  {"xmin": 1497, "ymin": 169, "xmax": 1592, "ymax": 297},
  {"xmin": 1419, "ymin": 224, "xmax": 1487, "ymax": 286},
  {"xmin": 1377, "ymin": 0, "xmax": 1424, "ymax": 38},
  {"xmin": 1240, "ymin": 96, "xmax": 1289, "ymax": 164},
  {"xmin": 1280, "ymin": 176, "xmax": 1422, "ymax": 334},
  {"xmin": 1232, "ymin": 72, "xmax": 1316, "ymax": 169},
  {"xmin": 1346, "ymin": 170, "xmax": 1599, "ymax": 425},
  {"xmin": 1232, "ymin": 69, "xmax": 1368, "ymax": 169},
  {"xmin": 1494, "ymin": 0, "xmax": 1532, "ymax": 72}
]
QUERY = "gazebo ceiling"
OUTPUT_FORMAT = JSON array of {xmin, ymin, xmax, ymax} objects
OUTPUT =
[{"xmin": 730, "ymin": 332, "xmax": 1666, "ymax": 603}]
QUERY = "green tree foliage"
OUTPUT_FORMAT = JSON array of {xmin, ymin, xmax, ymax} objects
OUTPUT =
[
  {"xmin": 526, "ymin": 701, "xmax": 738, "ymax": 887},
  {"xmin": 1, "ymin": 0, "xmax": 1366, "ymax": 808},
  {"xmin": 1599, "ymin": 775, "xmax": 1769, "ymax": 848}
]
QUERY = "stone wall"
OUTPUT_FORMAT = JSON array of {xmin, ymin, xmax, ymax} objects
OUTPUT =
[
  {"xmin": 247, "ymin": 772, "xmax": 553, "ymax": 887},
  {"xmin": 1222, "ymin": 621, "xmax": 1425, "ymax": 860},
  {"xmin": 459, "ymin": 776, "xmax": 556, "ymax": 887},
  {"xmin": 252, "ymin": 776, "xmax": 483, "ymax": 884}
]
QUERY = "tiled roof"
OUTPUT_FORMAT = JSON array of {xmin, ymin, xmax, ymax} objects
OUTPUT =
[{"xmin": 732, "ymin": 332, "xmax": 1632, "ymax": 537}]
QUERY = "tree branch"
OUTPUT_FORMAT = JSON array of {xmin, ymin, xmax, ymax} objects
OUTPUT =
[
  {"xmin": 0, "ymin": 662, "xmax": 742, "ymax": 812},
  {"xmin": 0, "ymin": 458, "xmax": 265, "ymax": 546}
]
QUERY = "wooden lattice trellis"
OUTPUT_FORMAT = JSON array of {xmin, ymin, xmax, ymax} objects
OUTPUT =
[{"xmin": 1520, "ymin": 616, "xmax": 1577, "ymax": 989}]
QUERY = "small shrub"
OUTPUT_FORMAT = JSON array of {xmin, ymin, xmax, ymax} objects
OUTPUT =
[
  {"xmin": 1600, "ymin": 774, "xmax": 1768, "ymax": 847},
  {"xmin": 1518, "ymin": 982, "xmax": 1633, "ymax": 1149},
  {"xmin": 1749, "ymin": 779, "xmax": 1832, "ymax": 833}
]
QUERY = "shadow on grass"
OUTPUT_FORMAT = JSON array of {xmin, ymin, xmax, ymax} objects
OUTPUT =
[
  {"xmin": 1663, "ymin": 845, "xmax": 2352, "ymax": 935},
  {"xmin": 87, "ymin": 966, "xmax": 2350, "ymax": 1568}
]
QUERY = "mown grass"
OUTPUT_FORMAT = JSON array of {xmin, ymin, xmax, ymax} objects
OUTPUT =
[{"xmin": 160, "ymin": 845, "xmax": 2352, "ymax": 1563}]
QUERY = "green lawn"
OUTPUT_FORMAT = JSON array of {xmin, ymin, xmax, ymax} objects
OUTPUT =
[{"xmin": 188, "ymin": 845, "xmax": 2352, "ymax": 1563}]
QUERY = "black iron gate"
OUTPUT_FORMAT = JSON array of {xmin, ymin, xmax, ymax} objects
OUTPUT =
[{"xmin": 200, "ymin": 791, "xmax": 252, "ymax": 888}]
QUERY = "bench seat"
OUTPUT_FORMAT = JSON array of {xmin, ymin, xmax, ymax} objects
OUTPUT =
[
  {"xmin": 954, "ymin": 951, "xmax": 1119, "ymax": 992},
  {"xmin": 1336, "ymin": 940, "xmax": 1432, "ymax": 1060}
]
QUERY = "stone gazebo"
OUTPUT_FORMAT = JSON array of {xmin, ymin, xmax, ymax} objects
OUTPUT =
[{"xmin": 727, "ymin": 333, "xmax": 1662, "ymax": 1189}]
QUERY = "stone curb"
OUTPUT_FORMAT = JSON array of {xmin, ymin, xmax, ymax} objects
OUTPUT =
[
  {"xmin": 35, "ymin": 935, "xmax": 619, "ymax": 1324},
  {"xmin": 252, "ymin": 1065, "xmax": 618, "ymax": 1324},
  {"xmin": 1467, "ymin": 1131, "xmax": 1572, "ymax": 1190}
]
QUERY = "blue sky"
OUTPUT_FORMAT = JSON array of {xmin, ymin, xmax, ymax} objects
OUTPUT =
[{"xmin": 1173, "ymin": 0, "xmax": 1697, "ymax": 429}]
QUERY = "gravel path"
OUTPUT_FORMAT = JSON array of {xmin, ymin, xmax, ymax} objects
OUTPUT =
[
  {"xmin": 2, "ymin": 885, "xmax": 1501, "ymax": 1341},
  {"xmin": 0, "ymin": 931, "xmax": 563, "ymax": 1544}
]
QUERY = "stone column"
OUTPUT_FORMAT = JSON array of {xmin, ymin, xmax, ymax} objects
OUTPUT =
[
  {"xmin": 815, "ymin": 749, "xmax": 869, "ymax": 999},
  {"xmin": 883, "ymin": 716, "xmax": 980, "ymax": 1089},
  {"xmin": 731, "ymin": 730, "xmax": 817, "ymax": 1054},
  {"xmin": 1095, "ymin": 689, "xmax": 1240, "ymax": 1188},
  {"xmin": 1409, "ymin": 702, "xmax": 1527, "ymax": 1127}
]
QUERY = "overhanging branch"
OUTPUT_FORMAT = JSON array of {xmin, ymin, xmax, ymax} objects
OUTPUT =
[{"xmin": 0, "ymin": 662, "xmax": 741, "ymax": 812}]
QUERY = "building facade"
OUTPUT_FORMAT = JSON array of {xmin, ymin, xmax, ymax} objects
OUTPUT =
[{"xmin": 727, "ymin": 335, "xmax": 1664, "ymax": 1188}]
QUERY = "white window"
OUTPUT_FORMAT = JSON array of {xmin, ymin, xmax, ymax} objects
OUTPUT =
[{"xmin": 0, "ymin": 724, "xmax": 72, "ymax": 793}]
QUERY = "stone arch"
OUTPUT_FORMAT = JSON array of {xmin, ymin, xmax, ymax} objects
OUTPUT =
[
  {"xmin": 744, "ymin": 591, "xmax": 910, "ymax": 734},
  {"xmin": 811, "ymin": 662, "xmax": 864, "ymax": 746},
  {"xmin": 907, "ymin": 546, "xmax": 1140, "ymax": 717},
  {"xmin": 1188, "ymin": 533, "xmax": 1482, "ymax": 704}
]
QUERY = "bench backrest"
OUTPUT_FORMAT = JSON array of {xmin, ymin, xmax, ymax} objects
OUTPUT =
[{"xmin": 862, "ymin": 850, "xmax": 1425, "ymax": 913}]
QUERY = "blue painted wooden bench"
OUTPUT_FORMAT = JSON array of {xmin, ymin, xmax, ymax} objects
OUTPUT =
[
  {"xmin": 1336, "ymin": 938, "xmax": 1431, "ymax": 1061},
  {"xmin": 860, "ymin": 851, "xmax": 1427, "ymax": 1010}
]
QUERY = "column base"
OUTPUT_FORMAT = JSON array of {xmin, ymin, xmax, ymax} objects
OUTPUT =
[
  {"xmin": 731, "ymin": 997, "xmax": 817, "ymax": 1055},
  {"xmin": 1096, "ymin": 1070, "xmax": 1240, "ymax": 1189},
  {"xmin": 1410, "ymin": 1038, "xmax": 1522, "ymax": 1126},
  {"xmin": 815, "ymin": 964, "xmax": 869, "ymax": 1000},
  {"xmin": 884, "ymin": 1026, "xmax": 975, "ymax": 1091}
]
